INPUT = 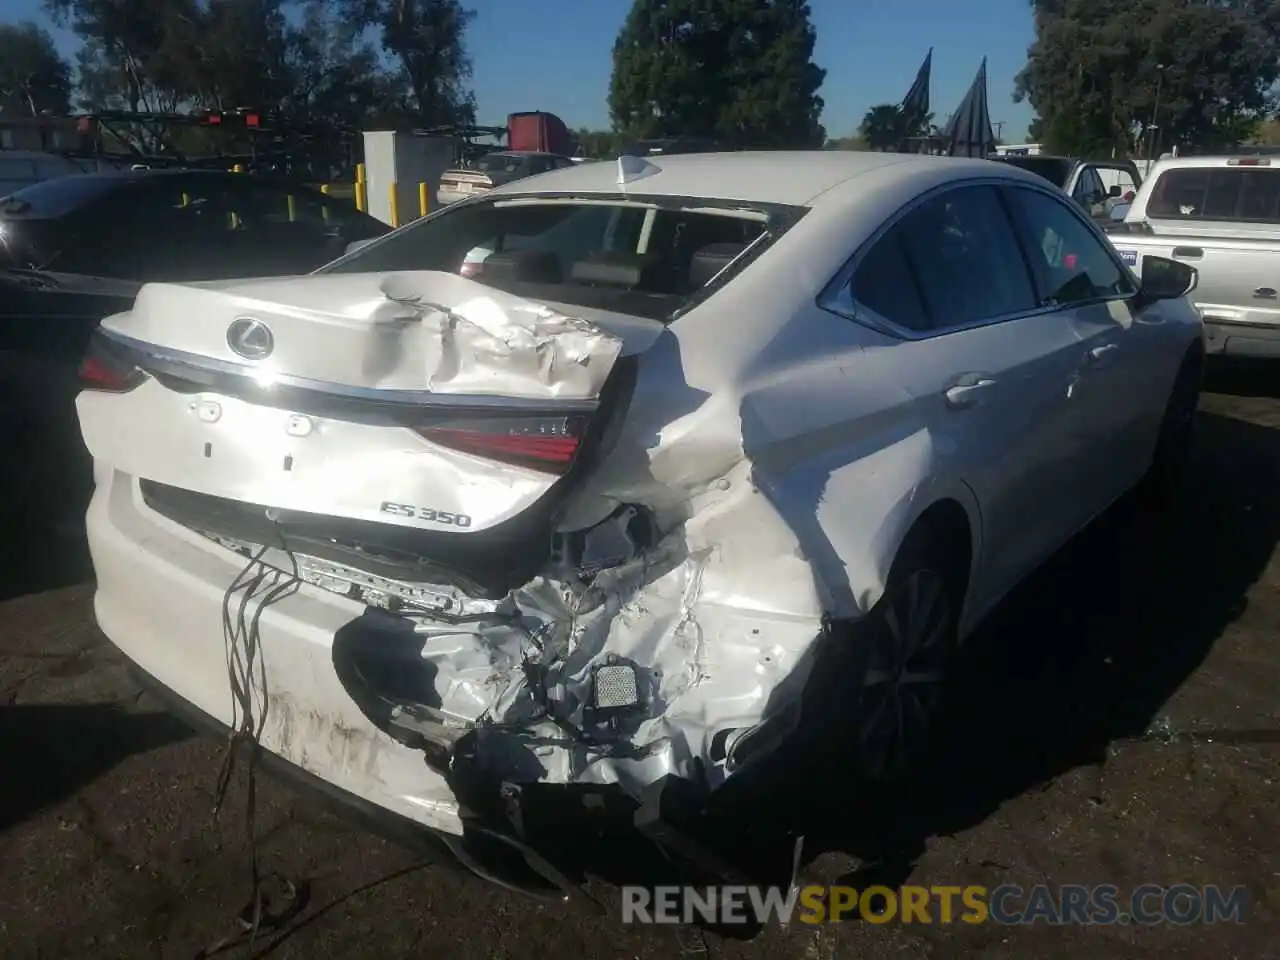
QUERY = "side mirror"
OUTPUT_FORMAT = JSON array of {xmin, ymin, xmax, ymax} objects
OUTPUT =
[
  {"xmin": 1107, "ymin": 184, "xmax": 1122, "ymax": 198},
  {"xmin": 1135, "ymin": 255, "xmax": 1197, "ymax": 309},
  {"xmin": 344, "ymin": 238, "xmax": 376, "ymax": 256}
]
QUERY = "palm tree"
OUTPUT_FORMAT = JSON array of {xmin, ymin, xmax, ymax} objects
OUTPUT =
[{"xmin": 859, "ymin": 104, "xmax": 906, "ymax": 151}]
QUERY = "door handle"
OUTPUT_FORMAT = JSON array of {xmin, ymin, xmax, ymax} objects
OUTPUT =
[
  {"xmin": 1172, "ymin": 246, "xmax": 1203, "ymax": 260},
  {"xmin": 1083, "ymin": 343, "xmax": 1119, "ymax": 365},
  {"xmin": 944, "ymin": 377, "xmax": 997, "ymax": 409}
]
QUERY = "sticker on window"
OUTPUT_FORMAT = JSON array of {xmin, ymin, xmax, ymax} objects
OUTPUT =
[{"xmin": 1117, "ymin": 249, "xmax": 1138, "ymax": 267}]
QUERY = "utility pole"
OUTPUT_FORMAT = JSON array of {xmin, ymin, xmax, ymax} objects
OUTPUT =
[
  {"xmin": 1147, "ymin": 64, "xmax": 1165, "ymax": 165},
  {"xmin": 993, "ymin": 120, "xmax": 1005, "ymax": 142}
]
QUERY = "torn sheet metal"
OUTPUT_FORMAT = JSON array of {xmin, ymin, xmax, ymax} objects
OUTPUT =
[
  {"xmin": 101, "ymin": 270, "xmax": 625, "ymax": 401},
  {"xmin": 311, "ymin": 456, "xmax": 828, "ymax": 804}
]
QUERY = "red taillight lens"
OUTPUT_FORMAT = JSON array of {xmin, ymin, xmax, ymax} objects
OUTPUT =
[
  {"xmin": 413, "ymin": 415, "xmax": 590, "ymax": 474},
  {"xmin": 78, "ymin": 353, "xmax": 145, "ymax": 393}
]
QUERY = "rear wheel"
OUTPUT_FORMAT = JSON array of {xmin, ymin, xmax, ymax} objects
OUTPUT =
[{"xmin": 820, "ymin": 524, "xmax": 967, "ymax": 783}]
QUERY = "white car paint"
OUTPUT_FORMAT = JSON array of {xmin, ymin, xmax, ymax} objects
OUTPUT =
[{"xmin": 77, "ymin": 151, "xmax": 1204, "ymax": 844}]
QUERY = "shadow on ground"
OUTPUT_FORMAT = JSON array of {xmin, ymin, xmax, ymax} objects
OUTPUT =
[
  {"xmin": 0, "ymin": 383, "xmax": 94, "ymax": 602},
  {"xmin": 0, "ymin": 703, "xmax": 193, "ymax": 832},
  {"xmin": 1205, "ymin": 356, "xmax": 1280, "ymax": 400}
]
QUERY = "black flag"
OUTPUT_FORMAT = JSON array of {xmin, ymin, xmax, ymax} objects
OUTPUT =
[
  {"xmin": 901, "ymin": 48, "xmax": 932, "ymax": 134},
  {"xmin": 942, "ymin": 57, "xmax": 996, "ymax": 158}
]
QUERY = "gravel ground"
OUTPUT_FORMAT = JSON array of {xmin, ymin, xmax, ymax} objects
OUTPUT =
[{"xmin": 1, "ymin": 361, "xmax": 1277, "ymax": 959}]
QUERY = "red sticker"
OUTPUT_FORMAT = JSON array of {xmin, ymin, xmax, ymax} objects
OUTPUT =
[{"xmin": 1063, "ymin": 253, "xmax": 1078, "ymax": 269}]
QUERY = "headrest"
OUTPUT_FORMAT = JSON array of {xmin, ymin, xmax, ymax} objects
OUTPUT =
[
  {"xmin": 570, "ymin": 251, "xmax": 659, "ymax": 288},
  {"xmin": 689, "ymin": 242, "xmax": 746, "ymax": 289},
  {"xmin": 479, "ymin": 249, "xmax": 562, "ymax": 285}
]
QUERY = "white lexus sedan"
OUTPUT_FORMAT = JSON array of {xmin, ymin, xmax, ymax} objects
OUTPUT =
[{"xmin": 75, "ymin": 151, "xmax": 1204, "ymax": 891}]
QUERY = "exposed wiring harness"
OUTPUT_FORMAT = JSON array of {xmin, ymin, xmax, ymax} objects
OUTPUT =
[{"xmin": 196, "ymin": 539, "xmax": 303, "ymax": 958}]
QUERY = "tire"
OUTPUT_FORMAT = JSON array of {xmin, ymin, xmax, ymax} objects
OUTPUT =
[
  {"xmin": 1142, "ymin": 345, "xmax": 1202, "ymax": 503},
  {"xmin": 818, "ymin": 523, "xmax": 967, "ymax": 784}
]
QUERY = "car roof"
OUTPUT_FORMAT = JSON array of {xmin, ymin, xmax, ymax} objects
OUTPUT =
[{"xmin": 485, "ymin": 150, "xmax": 1041, "ymax": 207}]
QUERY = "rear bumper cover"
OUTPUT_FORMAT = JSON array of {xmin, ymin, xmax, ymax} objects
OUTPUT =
[{"xmin": 124, "ymin": 652, "xmax": 786, "ymax": 900}]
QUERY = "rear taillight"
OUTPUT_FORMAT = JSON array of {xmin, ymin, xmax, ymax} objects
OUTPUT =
[
  {"xmin": 78, "ymin": 350, "xmax": 146, "ymax": 393},
  {"xmin": 413, "ymin": 415, "xmax": 591, "ymax": 474}
]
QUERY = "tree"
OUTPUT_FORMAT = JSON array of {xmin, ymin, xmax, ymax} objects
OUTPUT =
[
  {"xmin": 608, "ymin": 0, "xmax": 826, "ymax": 148},
  {"xmin": 1015, "ymin": 0, "xmax": 1280, "ymax": 157},
  {"xmin": 341, "ymin": 0, "xmax": 477, "ymax": 127},
  {"xmin": 44, "ymin": 0, "xmax": 204, "ymax": 111},
  {"xmin": 859, "ymin": 103, "xmax": 905, "ymax": 151},
  {"xmin": 282, "ymin": 2, "xmax": 402, "ymax": 128},
  {"xmin": 575, "ymin": 128, "xmax": 625, "ymax": 158},
  {"xmin": 0, "ymin": 21, "xmax": 72, "ymax": 116}
]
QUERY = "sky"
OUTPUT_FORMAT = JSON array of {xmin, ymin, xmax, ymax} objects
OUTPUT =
[{"xmin": 9, "ymin": 0, "xmax": 1040, "ymax": 142}]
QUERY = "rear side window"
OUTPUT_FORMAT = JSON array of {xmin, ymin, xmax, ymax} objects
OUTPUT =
[
  {"xmin": 1146, "ymin": 167, "xmax": 1280, "ymax": 222},
  {"xmin": 853, "ymin": 184, "xmax": 1037, "ymax": 332}
]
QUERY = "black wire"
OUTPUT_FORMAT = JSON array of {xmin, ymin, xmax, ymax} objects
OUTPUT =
[{"xmin": 203, "ymin": 536, "xmax": 301, "ymax": 959}]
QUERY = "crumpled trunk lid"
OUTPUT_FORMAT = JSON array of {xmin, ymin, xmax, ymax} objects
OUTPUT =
[
  {"xmin": 102, "ymin": 270, "xmax": 641, "ymax": 399},
  {"xmin": 77, "ymin": 271, "xmax": 658, "ymax": 595}
]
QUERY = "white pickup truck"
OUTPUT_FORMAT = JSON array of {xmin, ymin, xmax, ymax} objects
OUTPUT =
[{"xmin": 1108, "ymin": 154, "xmax": 1280, "ymax": 358}]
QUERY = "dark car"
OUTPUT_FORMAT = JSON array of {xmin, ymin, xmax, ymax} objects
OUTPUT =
[
  {"xmin": 0, "ymin": 169, "xmax": 389, "ymax": 541},
  {"xmin": 0, "ymin": 168, "xmax": 388, "ymax": 283},
  {"xmin": 1, "ymin": 169, "xmax": 388, "ymax": 360}
]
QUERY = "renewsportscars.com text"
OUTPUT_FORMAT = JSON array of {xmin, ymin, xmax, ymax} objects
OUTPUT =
[{"xmin": 621, "ymin": 883, "xmax": 1251, "ymax": 926}]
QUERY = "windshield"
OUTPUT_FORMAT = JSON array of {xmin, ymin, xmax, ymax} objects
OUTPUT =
[
  {"xmin": 0, "ymin": 173, "xmax": 126, "ymax": 219},
  {"xmin": 322, "ymin": 194, "xmax": 798, "ymax": 321},
  {"xmin": 993, "ymin": 156, "xmax": 1075, "ymax": 189}
]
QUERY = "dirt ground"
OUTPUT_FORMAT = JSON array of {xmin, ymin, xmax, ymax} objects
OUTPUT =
[{"xmin": 1, "ymin": 360, "xmax": 1277, "ymax": 959}]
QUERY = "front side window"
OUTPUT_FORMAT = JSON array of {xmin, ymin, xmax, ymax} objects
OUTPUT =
[
  {"xmin": 1003, "ymin": 186, "xmax": 1135, "ymax": 306},
  {"xmin": 852, "ymin": 184, "xmax": 1037, "ymax": 332},
  {"xmin": 323, "ymin": 194, "xmax": 790, "ymax": 321}
]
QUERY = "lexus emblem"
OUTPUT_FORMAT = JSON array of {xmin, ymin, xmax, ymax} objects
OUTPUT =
[{"xmin": 226, "ymin": 317, "xmax": 274, "ymax": 361}]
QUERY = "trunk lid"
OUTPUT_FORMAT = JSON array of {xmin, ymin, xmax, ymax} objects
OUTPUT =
[
  {"xmin": 77, "ymin": 271, "xmax": 658, "ymax": 596},
  {"xmin": 438, "ymin": 169, "xmax": 494, "ymax": 199},
  {"xmin": 100, "ymin": 270, "xmax": 652, "ymax": 395}
]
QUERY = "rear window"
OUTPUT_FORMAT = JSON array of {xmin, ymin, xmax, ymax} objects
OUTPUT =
[
  {"xmin": 1146, "ymin": 167, "xmax": 1280, "ymax": 222},
  {"xmin": 0, "ymin": 174, "xmax": 127, "ymax": 219},
  {"xmin": 323, "ymin": 194, "xmax": 798, "ymax": 321},
  {"xmin": 477, "ymin": 154, "xmax": 526, "ymax": 175}
]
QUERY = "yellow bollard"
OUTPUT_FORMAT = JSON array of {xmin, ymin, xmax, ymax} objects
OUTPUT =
[
  {"xmin": 232, "ymin": 164, "xmax": 244, "ymax": 174},
  {"xmin": 287, "ymin": 194, "xmax": 296, "ymax": 222},
  {"xmin": 354, "ymin": 180, "xmax": 367, "ymax": 213},
  {"xmin": 355, "ymin": 163, "xmax": 366, "ymax": 184},
  {"xmin": 388, "ymin": 183, "xmax": 400, "ymax": 228},
  {"xmin": 319, "ymin": 184, "xmax": 330, "ymax": 195},
  {"xmin": 181, "ymin": 192, "xmax": 190, "ymax": 207},
  {"xmin": 319, "ymin": 183, "xmax": 330, "ymax": 221},
  {"xmin": 418, "ymin": 181, "xmax": 428, "ymax": 219}
]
